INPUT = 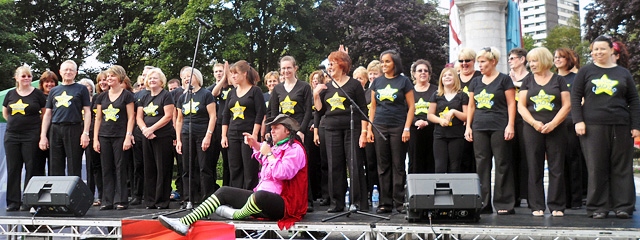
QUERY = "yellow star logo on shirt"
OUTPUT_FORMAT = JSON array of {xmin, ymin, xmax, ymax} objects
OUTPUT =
[
  {"xmin": 280, "ymin": 96, "xmax": 297, "ymax": 114},
  {"xmin": 414, "ymin": 98, "xmax": 429, "ymax": 115},
  {"xmin": 530, "ymin": 89, "xmax": 555, "ymax": 112},
  {"xmin": 326, "ymin": 92, "xmax": 346, "ymax": 111},
  {"xmin": 102, "ymin": 104, "xmax": 120, "ymax": 122},
  {"xmin": 377, "ymin": 84, "xmax": 398, "ymax": 101},
  {"xmin": 182, "ymin": 99, "xmax": 200, "ymax": 115},
  {"xmin": 9, "ymin": 99, "xmax": 29, "ymax": 115},
  {"xmin": 221, "ymin": 88, "xmax": 232, "ymax": 100},
  {"xmin": 462, "ymin": 86, "xmax": 469, "ymax": 95},
  {"xmin": 54, "ymin": 91, "xmax": 73, "ymax": 108},
  {"xmin": 143, "ymin": 102, "xmax": 159, "ymax": 117},
  {"xmin": 438, "ymin": 106, "xmax": 453, "ymax": 126},
  {"xmin": 591, "ymin": 74, "xmax": 618, "ymax": 96},
  {"xmin": 474, "ymin": 89, "xmax": 494, "ymax": 109},
  {"xmin": 230, "ymin": 101, "xmax": 246, "ymax": 120},
  {"xmin": 515, "ymin": 87, "xmax": 521, "ymax": 102}
]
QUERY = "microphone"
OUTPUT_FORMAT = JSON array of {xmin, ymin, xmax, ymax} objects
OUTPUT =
[
  {"xmin": 196, "ymin": 17, "xmax": 212, "ymax": 29},
  {"xmin": 316, "ymin": 64, "xmax": 326, "ymax": 70}
]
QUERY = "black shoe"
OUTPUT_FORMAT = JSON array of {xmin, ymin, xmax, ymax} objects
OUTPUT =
[
  {"xmin": 129, "ymin": 197, "xmax": 142, "ymax": 205},
  {"xmin": 327, "ymin": 207, "xmax": 344, "ymax": 213},
  {"xmin": 376, "ymin": 206, "xmax": 392, "ymax": 214},
  {"xmin": 318, "ymin": 199, "xmax": 330, "ymax": 206},
  {"xmin": 100, "ymin": 205, "xmax": 114, "ymax": 210},
  {"xmin": 615, "ymin": 211, "xmax": 630, "ymax": 219},
  {"xmin": 6, "ymin": 204, "xmax": 19, "ymax": 212},
  {"xmin": 592, "ymin": 212, "xmax": 607, "ymax": 219},
  {"xmin": 19, "ymin": 205, "xmax": 29, "ymax": 211},
  {"xmin": 307, "ymin": 202, "xmax": 314, "ymax": 213}
]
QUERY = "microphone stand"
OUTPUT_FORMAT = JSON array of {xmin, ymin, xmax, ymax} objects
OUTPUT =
[
  {"xmin": 162, "ymin": 23, "xmax": 205, "ymax": 217},
  {"xmin": 319, "ymin": 68, "xmax": 389, "ymax": 222}
]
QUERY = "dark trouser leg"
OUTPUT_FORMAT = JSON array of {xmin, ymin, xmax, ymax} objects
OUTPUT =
[
  {"xmin": 210, "ymin": 123, "xmax": 223, "ymax": 189},
  {"xmin": 305, "ymin": 132, "xmax": 321, "ymax": 202},
  {"xmin": 490, "ymin": 130, "xmax": 515, "ymax": 211},
  {"xmin": 64, "ymin": 124, "xmax": 84, "ymax": 177},
  {"xmin": 609, "ymin": 125, "xmax": 635, "ymax": 214},
  {"xmin": 346, "ymin": 128, "xmax": 369, "ymax": 211},
  {"xmin": 523, "ymin": 125, "xmax": 547, "ymax": 211},
  {"xmin": 545, "ymin": 126, "xmax": 567, "ymax": 212},
  {"xmin": 473, "ymin": 131, "xmax": 493, "ymax": 212},
  {"xmin": 100, "ymin": 137, "xmax": 116, "ymax": 206},
  {"xmin": 513, "ymin": 120, "xmax": 528, "ymax": 205},
  {"xmin": 143, "ymin": 137, "xmax": 156, "ymax": 207},
  {"xmin": 564, "ymin": 120, "xmax": 583, "ymax": 208},
  {"xmin": 318, "ymin": 125, "xmax": 330, "ymax": 201},
  {"xmin": 196, "ymin": 134, "xmax": 217, "ymax": 202},
  {"xmin": 240, "ymin": 139, "xmax": 258, "ymax": 190},
  {"xmin": 325, "ymin": 129, "xmax": 347, "ymax": 209},
  {"xmin": 181, "ymin": 133, "xmax": 201, "ymax": 203},
  {"xmin": 409, "ymin": 125, "xmax": 434, "ymax": 174},
  {"xmin": 460, "ymin": 140, "xmax": 476, "ymax": 173},
  {"xmin": 49, "ymin": 124, "xmax": 66, "ymax": 176},
  {"xmin": 375, "ymin": 125, "xmax": 407, "ymax": 210},
  {"xmin": 433, "ymin": 137, "xmax": 449, "ymax": 173},
  {"xmin": 4, "ymin": 136, "xmax": 23, "ymax": 206},
  {"xmin": 227, "ymin": 135, "xmax": 244, "ymax": 189},
  {"xmin": 108, "ymin": 137, "xmax": 130, "ymax": 205},
  {"xmin": 145, "ymin": 136, "xmax": 175, "ymax": 208},
  {"xmin": 131, "ymin": 133, "xmax": 144, "ymax": 200}
]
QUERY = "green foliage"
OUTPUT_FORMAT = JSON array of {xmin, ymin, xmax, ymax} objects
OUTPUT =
[
  {"xmin": 542, "ymin": 15, "xmax": 582, "ymax": 52},
  {"xmin": 522, "ymin": 34, "xmax": 535, "ymax": 52},
  {"xmin": 0, "ymin": 0, "xmax": 36, "ymax": 91}
]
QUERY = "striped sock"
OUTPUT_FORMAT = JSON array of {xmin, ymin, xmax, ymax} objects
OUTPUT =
[
  {"xmin": 232, "ymin": 194, "xmax": 262, "ymax": 219},
  {"xmin": 180, "ymin": 195, "xmax": 220, "ymax": 225}
]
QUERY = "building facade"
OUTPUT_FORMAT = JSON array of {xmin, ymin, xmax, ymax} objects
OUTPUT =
[{"xmin": 520, "ymin": 0, "xmax": 579, "ymax": 44}]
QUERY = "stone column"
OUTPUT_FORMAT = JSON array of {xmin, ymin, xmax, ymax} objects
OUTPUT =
[{"xmin": 455, "ymin": 0, "xmax": 509, "ymax": 73}]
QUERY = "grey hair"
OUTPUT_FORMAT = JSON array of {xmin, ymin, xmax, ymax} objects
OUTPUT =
[{"xmin": 78, "ymin": 78, "xmax": 95, "ymax": 94}]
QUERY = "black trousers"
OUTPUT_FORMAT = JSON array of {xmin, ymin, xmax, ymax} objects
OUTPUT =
[
  {"xmin": 99, "ymin": 136, "xmax": 131, "ymax": 206},
  {"xmin": 512, "ymin": 120, "xmax": 528, "ymax": 204},
  {"xmin": 563, "ymin": 120, "xmax": 583, "ymax": 208},
  {"xmin": 303, "ymin": 131, "xmax": 320, "ymax": 202},
  {"xmin": 318, "ymin": 125, "xmax": 330, "ymax": 201},
  {"xmin": 215, "ymin": 187, "xmax": 284, "ymax": 219},
  {"xmin": 433, "ymin": 137, "xmax": 465, "ymax": 173},
  {"xmin": 182, "ymin": 131, "xmax": 217, "ymax": 203},
  {"xmin": 142, "ymin": 135, "xmax": 175, "ymax": 208},
  {"xmin": 49, "ymin": 123, "xmax": 84, "ymax": 176},
  {"xmin": 408, "ymin": 125, "xmax": 434, "ymax": 173},
  {"xmin": 460, "ymin": 139, "xmax": 476, "ymax": 173},
  {"xmin": 130, "ymin": 131, "xmax": 144, "ymax": 199},
  {"xmin": 173, "ymin": 143, "xmax": 183, "ymax": 196},
  {"xmin": 226, "ymin": 130, "xmax": 259, "ymax": 190},
  {"xmin": 580, "ymin": 124, "xmax": 635, "ymax": 215},
  {"xmin": 86, "ymin": 134, "xmax": 103, "ymax": 200},
  {"xmin": 212, "ymin": 123, "xmax": 229, "ymax": 186},
  {"xmin": 473, "ymin": 130, "xmax": 515, "ymax": 212},
  {"xmin": 325, "ymin": 127, "xmax": 368, "ymax": 210},
  {"xmin": 374, "ymin": 125, "xmax": 408, "ymax": 211},
  {"xmin": 522, "ymin": 124, "xmax": 566, "ymax": 212},
  {"xmin": 364, "ymin": 142, "xmax": 378, "ymax": 196},
  {"xmin": 4, "ymin": 132, "xmax": 42, "ymax": 207}
]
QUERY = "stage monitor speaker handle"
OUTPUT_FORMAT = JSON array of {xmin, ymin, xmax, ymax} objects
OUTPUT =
[{"xmin": 23, "ymin": 176, "xmax": 93, "ymax": 217}]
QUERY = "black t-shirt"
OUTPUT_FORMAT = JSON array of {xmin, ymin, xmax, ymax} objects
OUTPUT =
[
  {"xmin": 561, "ymin": 72, "xmax": 577, "ymax": 121},
  {"xmin": 521, "ymin": 74, "xmax": 569, "ymax": 123},
  {"xmin": 215, "ymin": 86, "xmax": 233, "ymax": 125},
  {"xmin": 469, "ymin": 73, "xmax": 515, "ymax": 131},
  {"xmin": 222, "ymin": 86, "xmax": 265, "ymax": 133},
  {"xmin": 370, "ymin": 75, "xmax": 414, "ymax": 126},
  {"xmin": 96, "ymin": 90, "xmax": 135, "ymax": 137},
  {"xmin": 170, "ymin": 87, "xmax": 184, "ymax": 104},
  {"xmin": 46, "ymin": 83, "xmax": 91, "ymax": 124},
  {"xmin": 177, "ymin": 88, "xmax": 215, "ymax": 133},
  {"xmin": 413, "ymin": 84, "xmax": 438, "ymax": 122},
  {"xmin": 89, "ymin": 93, "xmax": 100, "ymax": 133},
  {"xmin": 429, "ymin": 92, "xmax": 469, "ymax": 138},
  {"xmin": 3, "ymin": 88, "xmax": 46, "ymax": 133},
  {"xmin": 459, "ymin": 71, "xmax": 482, "ymax": 96},
  {"xmin": 317, "ymin": 78, "xmax": 367, "ymax": 130},
  {"xmin": 570, "ymin": 64, "xmax": 640, "ymax": 129},
  {"xmin": 133, "ymin": 89, "xmax": 149, "ymax": 136},
  {"xmin": 140, "ymin": 89, "xmax": 175, "ymax": 138},
  {"xmin": 268, "ymin": 81, "xmax": 313, "ymax": 133}
]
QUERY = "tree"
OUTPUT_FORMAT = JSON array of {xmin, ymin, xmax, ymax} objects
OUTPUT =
[
  {"xmin": 0, "ymin": 0, "xmax": 36, "ymax": 91},
  {"xmin": 316, "ymin": 0, "xmax": 448, "ymax": 82},
  {"xmin": 522, "ymin": 34, "xmax": 535, "ymax": 52},
  {"xmin": 584, "ymin": 0, "xmax": 640, "ymax": 82},
  {"xmin": 543, "ymin": 15, "xmax": 582, "ymax": 52},
  {"xmin": 14, "ymin": 0, "xmax": 106, "ymax": 76}
]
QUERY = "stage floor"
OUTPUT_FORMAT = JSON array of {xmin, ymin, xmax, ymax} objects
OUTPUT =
[{"xmin": 1, "ymin": 198, "xmax": 639, "ymax": 239}]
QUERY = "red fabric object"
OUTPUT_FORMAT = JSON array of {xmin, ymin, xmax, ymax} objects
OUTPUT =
[
  {"xmin": 122, "ymin": 219, "xmax": 235, "ymax": 240},
  {"xmin": 277, "ymin": 140, "xmax": 308, "ymax": 230}
]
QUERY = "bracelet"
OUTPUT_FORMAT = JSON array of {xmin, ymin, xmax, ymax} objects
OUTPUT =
[
  {"xmin": 83, "ymin": 131, "xmax": 90, "ymax": 136},
  {"xmin": 403, "ymin": 128, "xmax": 410, "ymax": 132},
  {"xmin": 206, "ymin": 130, "xmax": 213, "ymax": 134},
  {"xmin": 126, "ymin": 132, "xmax": 132, "ymax": 136},
  {"xmin": 361, "ymin": 130, "xmax": 368, "ymax": 133}
]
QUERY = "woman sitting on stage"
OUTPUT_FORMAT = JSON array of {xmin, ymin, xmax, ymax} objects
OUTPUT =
[{"xmin": 159, "ymin": 114, "xmax": 308, "ymax": 236}]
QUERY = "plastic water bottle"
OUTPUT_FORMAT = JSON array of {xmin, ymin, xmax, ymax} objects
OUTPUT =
[
  {"xmin": 372, "ymin": 185, "xmax": 380, "ymax": 209},
  {"xmin": 345, "ymin": 187, "xmax": 350, "ymax": 208}
]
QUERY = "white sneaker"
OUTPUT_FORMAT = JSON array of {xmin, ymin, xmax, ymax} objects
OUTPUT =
[
  {"xmin": 215, "ymin": 205, "xmax": 236, "ymax": 219},
  {"xmin": 158, "ymin": 215, "xmax": 189, "ymax": 236}
]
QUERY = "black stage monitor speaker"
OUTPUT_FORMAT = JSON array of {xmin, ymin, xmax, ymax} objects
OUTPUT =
[
  {"xmin": 23, "ymin": 176, "xmax": 93, "ymax": 217},
  {"xmin": 406, "ymin": 173, "xmax": 482, "ymax": 223}
]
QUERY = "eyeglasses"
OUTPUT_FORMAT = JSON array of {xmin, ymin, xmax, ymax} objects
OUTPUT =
[
  {"xmin": 508, "ymin": 56, "xmax": 522, "ymax": 61},
  {"xmin": 458, "ymin": 59, "xmax": 472, "ymax": 63},
  {"xmin": 483, "ymin": 47, "xmax": 495, "ymax": 58},
  {"xmin": 416, "ymin": 69, "xmax": 430, "ymax": 73}
]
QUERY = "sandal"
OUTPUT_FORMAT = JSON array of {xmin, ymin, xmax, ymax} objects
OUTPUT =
[
  {"xmin": 532, "ymin": 210, "xmax": 544, "ymax": 217},
  {"xmin": 497, "ymin": 209, "xmax": 515, "ymax": 215},
  {"xmin": 552, "ymin": 210, "xmax": 564, "ymax": 217},
  {"xmin": 116, "ymin": 204, "xmax": 128, "ymax": 210},
  {"xmin": 93, "ymin": 200, "xmax": 101, "ymax": 206}
]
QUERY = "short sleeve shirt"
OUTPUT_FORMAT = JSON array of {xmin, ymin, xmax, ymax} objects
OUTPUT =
[
  {"xmin": 140, "ymin": 89, "xmax": 175, "ymax": 138},
  {"xmin": 3, "ymin": 88, "xmax": 46, "ymax": 133},
  {"xmin": 468, "ymin": 73, "xmax": 515, "ymax": 131},
  {"xmin": 370, "ymin": 75, "xmax": 414, "ymax": 126},
  {"xmin": 46, "ymin": 83, "xmax": 91, "ymax": 124},
  {"xmin": 96, "ymin": 90, "xmax": 135, "ymax": 137}
]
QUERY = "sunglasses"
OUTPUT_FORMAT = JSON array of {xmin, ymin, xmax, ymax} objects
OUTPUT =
[
  {"xmin": 458, "ymin": 59, "xmax": 472, "ymax": 63},
  {"xmin": 416, "ymin": 69, "xmax": 430, "ymax": 73}
]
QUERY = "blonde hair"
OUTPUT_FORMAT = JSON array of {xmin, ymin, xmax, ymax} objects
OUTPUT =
[
  {"xmin": 436, "ymin": 67, "xmax": 461, "ymax": 96},
  {"xmin": 527, "ymin": 47, "xmax": 554, "ymax": 71},
  {"xmin": 14, "ymin": 66, "xmax": 32, "ymax": 88},
  {"xmin": 104, "ymin": 65, "xmax": 132, "ymax": 91},
  {"xmin": 477, "ymin": 47, "xmax": 500, "ymax": 63},
  {"xmin": 145, "ymin": 68, "xmax": 167, "ymax": 88},
  {"xmin": 180, "ymin": 67, "xmax": 204, "ymax": 86},
  {"xmin": 352, "ymin": 66, "xmax": 367, "ymax": 80},
  {"xmin": 458, "ymin": 48, "xmax": 476, "ymax": 61},
  {"xmin": 367, "ymin": 60, "xmax": 382, "ymax": 74}
]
